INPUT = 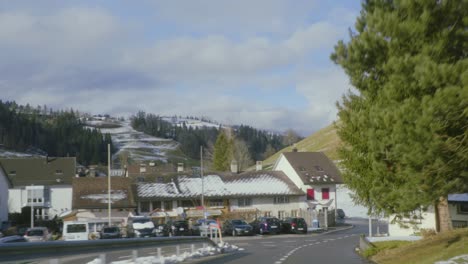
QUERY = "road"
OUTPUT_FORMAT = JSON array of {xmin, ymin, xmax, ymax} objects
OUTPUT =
[
  {"xmin": 29, "ymin": 218, "xmax": 386, "ymax": 264},
  {"xmin": 200, "ymin": 218, "xmax": 386, "ymax": 264}
]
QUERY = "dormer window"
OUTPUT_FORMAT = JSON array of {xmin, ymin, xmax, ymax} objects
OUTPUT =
[
  {"xmin": 9, "ymin": 170, "xmax": 16, "ymax": 176},
  {"xmin": 55, "ymin": 170, "xmax": 63, "ymax": 175}
]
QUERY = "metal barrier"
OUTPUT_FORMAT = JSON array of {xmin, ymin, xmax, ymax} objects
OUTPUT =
[{"xmin": 0, "ymin": 236, "xmax": 216, "ymax": 262}]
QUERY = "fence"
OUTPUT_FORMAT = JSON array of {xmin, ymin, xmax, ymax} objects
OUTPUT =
[{"xmin": 0, "ymin": 236, "xmax": 216, "ymax": 263}]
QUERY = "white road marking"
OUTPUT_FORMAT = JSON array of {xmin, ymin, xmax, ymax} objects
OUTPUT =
[
  {"xmin": 284, "ymin": 240, "xmax": 297, "ymax": 243},
  {"xmin": 275, "ymin": 261, "xmax": 282, "ymax": 264}
]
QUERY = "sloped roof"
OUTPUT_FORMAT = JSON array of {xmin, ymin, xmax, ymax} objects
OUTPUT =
[
  {"xmin": 72, "ymin": 177, "xmax": 137, "ymax": 209},
  {"xmin": 0, "ymin": 157, "xmax": 76, "ymax": 187},
  {"xmin": 448, "ymin": 193, "xmax": 468, "ymax": 203},
  {"xmin": 137, "ymin": 171, "xmax": 304, "ymax": 199},
  {"xmin": 280, "ymin": 152, "xmax": 343, "ymax": 184}
]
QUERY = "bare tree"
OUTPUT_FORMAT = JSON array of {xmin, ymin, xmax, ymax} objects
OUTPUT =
[
  {"xmin": 233, "ymin": 139, "xmax": 253, "ymax": 172},
  {"xmin": 283, "ymin": 129, "xmax": 301, "ymax": 146}
]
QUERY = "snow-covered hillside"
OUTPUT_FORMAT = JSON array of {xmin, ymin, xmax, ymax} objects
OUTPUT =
[
  {"xmin": 161, "ymin": 116, "xmax": 223, "ymax": 129},
  {"xmin": 87, "ymin": 119, "xmax": 179, "ymax": 164}
]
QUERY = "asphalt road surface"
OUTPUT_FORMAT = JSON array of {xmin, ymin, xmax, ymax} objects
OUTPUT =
[{"xmin": 200, "ymin": 218, "xmax": 386, "ymax": 264}]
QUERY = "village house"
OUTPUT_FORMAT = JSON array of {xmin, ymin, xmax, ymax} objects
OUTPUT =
[
  {"xmin": 68, "ymin": 176, "xmax": 137, "ymax": 231},
  {"xmin": 0, "ymin": 167, "xmax": 11, "ymax": 227},
  {"xmin": 136, "ymin": 170, "xmax": 305, "ymax": 221},
  {"xmin": 388, "ymin": 193, "xmax": 468, "ymax": 236},
  {"xmin": 0, "ymin": 157, "xmax": 76, "ymax": 221},
  {"xmin": 272, "ymin": 151, "xmax": 343, "ymax": 213}
]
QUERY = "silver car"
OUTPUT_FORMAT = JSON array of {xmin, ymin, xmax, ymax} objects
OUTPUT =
[{"xmin": 24, "ymin": 227, "xmax": 51, "ymax": 242}]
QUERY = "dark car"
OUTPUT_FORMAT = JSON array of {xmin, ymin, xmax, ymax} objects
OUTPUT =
[
  {"xmin": 223, "ymin": 219, "xmax": 253, "ymax": 236},
  {"xmin": 337, "ymin": 209, "xmax": 346, "ymax": 219},
  {"xmin": 167, "ymin": 220, "xmax": 191, "ymax": 236},
  {"xmin": 100, "ymin": 226, "xmax": 121, "ymax": 239},
  {"xmin": 250, "ymin": 217, "xmax": 281, "ymax": 235},
  {"xmin": 0, "ymin": 235, "xmax": 27, "ymax": 243},
  {"xmin": 281, "ymin": 217, "xmax": 308, "ymax": 234}
]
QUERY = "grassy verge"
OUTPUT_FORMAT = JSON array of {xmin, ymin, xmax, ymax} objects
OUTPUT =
[{"xmin": 368, "ymin": 228, "xmax": 468, "ymax": 264}]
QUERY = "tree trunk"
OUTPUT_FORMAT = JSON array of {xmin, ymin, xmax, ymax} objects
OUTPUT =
[{"xmin": 436, "ymin": 197, "xmax": 453, "ymax": 233}]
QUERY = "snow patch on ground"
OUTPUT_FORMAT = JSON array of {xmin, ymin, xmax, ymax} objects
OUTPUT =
[
  {"xmin": 86, "ymin": 242, "xmax": 242, "ymax": 264},
  {"xmin": 89, "ymin": 120, "xmax": 178, "ymax": 163},
  {"xmin": 435, "ymin": 255, "xmax": 468, "ymax": 264}
]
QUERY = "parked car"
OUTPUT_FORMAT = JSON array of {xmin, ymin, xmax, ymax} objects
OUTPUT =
[
  {"xmin": 192, "ymin": 219, "xmax": 218, "ymax": 236},
  {"xmin": 0, "ymin": 235, "xmax": 27, "ymax": 243},
  {"xmin": 223, "ymin": 219, "xmax": 253, "ymax": 236},
  {"xmin": 250, "ymin": 217, "xmax": 281, "ymax": 235},
  {"xmin": 167, "ymin": 220, "xmax": 191, "ymax": 236},
  {"xmin": 24, "ymin": 227, "xmax": 51, "ymax": 242},
  {"xmin": 280, "ymin": 217, "xmax": 308, "ymax": 234},
  {"xmin": 127, "ymin": 217, "xmax": 156, "ymax": 238},
  {"xmin": 99, "ymin": 226, "xmax": 121, "ymax": 239},
  {"xmin": 337, "ymin": 209, "xmax": 346, "ymax": 219}
]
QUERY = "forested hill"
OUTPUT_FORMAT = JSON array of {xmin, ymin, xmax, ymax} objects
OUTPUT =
[
  {"xmin": 0, "ymin": 101, "xmax": 112, "ymax": 166},
  {"xmin": 131, "ymin": 111, "xmax": 289, "ymax": 162}
]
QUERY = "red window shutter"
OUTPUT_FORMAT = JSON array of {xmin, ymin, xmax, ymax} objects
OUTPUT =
[
  {"xmin": 307, "ymin": 189, "xmax": 315, "ymax": 200},
  {"xmin": 322, "ymin": 188, "xmax": 329, "ymax": 200}
]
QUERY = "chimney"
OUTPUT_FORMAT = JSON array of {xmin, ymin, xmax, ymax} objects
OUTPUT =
[
  {"xmin": 256, "ymin": 161, "xmax": 263, "ymax": 171},
  {"xmin": 230, "ymin": 160, "xmax": 238, "ymax": 174},
  {"xmin": 177, "ymin": 163, "xmax": 184, "ymax": 172}
]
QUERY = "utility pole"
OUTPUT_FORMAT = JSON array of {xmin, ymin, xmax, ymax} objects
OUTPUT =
[
  {"xmin": 201, "ymin": 146, "xmax": 206, "ymax": 220},
  {"xmin": 30, "ymin": 184, "xmax": 34, "ymax": 228},
  {"xmin": 108, "ymin": 143, "xmax": 111, "ymax": 226}
]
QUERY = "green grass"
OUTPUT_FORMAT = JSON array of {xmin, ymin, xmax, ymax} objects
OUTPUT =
[
  {"xmin": 256, "ymin": 123, "xmax": 341, "ymax": 170},
  {"xmin": 363, "ymin": 241, "xmax": 412, "ymax": 258},
  {"xmin": 370, "ymin": 228, "xmax": 468, "ymax": 264}
]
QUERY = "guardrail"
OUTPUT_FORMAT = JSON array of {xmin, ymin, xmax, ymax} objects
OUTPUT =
[{"xmin": 0, "ymin": 236, "xmax": 216, "ymax": 262}]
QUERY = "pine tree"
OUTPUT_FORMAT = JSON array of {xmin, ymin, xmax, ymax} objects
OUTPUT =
[
  {"xmin": 331, "ymin": 0, "xmax": 467, "ymax": 232},
  {"xmin": 212, "ymin": 131, "xmax": 233, "ymax": 171}
]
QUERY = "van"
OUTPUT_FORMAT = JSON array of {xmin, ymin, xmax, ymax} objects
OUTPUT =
[
  {"xmin": 127, "ymin": 217, "xmax": 155, "ymax": 238},
  {"xmin": 62, "ymin": 221, "xmax": 89, "ymax": 241}
]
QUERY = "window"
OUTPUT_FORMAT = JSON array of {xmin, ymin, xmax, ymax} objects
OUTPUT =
[
  {"xmin": 273, "ymin": 196, "xmax": 290, "ymax": 204},
  {"xmin": 137, "ymin": 176, "xmax": 145, "ymax": 183},
  {"xmin": 164, "ymin": 201, "xmax": 173, "ymax": 211},
  {"xmin": 178, "ymin": 200, "xmax": 196, "ymax": 208},
  {"xmin": 9, "ymin": 170, "xmax": 16, "ymax": 176},
  {"xmin": 290, "ymin": 210, "xmax": 298, "ymax": 217},
  {"xmin": 459, "ymin": 204, "xmax": 468, "ymax": 214},
  {"xmin": 278, "ymin": 210, "xmax": 285, "ymax": 219},
  {"xmin": 322, "ymin": 188, "xmax": 330, "ymax": 200},
  {"xmin": 238, "ymin": 198, "xmax": 252, "ymax": 207},
  {"xmin": 151, "ymin": 201, "xmax": 161, "ymax": 211},
  {"xmin": 209, "ymin": 199, "xmax": 224, "ymax": 207},
  {"xmin": 157, "ymin": 176, "xmax": 164, "ymax": 183},
  {"xmin": 55, "ymin": 170, "xmax": 63, "ymax": 175},
  {"xmin": 307, "ymin": 189, "xmax": 315, "ymax": 200},
  {"xmin": 140, "ymin": 201, "xmax": 150, "ymax": 212}
]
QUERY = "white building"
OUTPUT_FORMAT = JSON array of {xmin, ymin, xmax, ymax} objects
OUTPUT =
[
  {"xmin": 0, "ymin": 167, "xmax": 11, "ymax": 227},
  {"xmin": 0, "ymin": 157, "xmax": 75, "ymax": 221},
  {"xmin": 388, "ymin": 194, "xmax": 468, "ymax": 236},
  {"xmin": 273, "ymin": 151, "xmax": 343, "ymax": 212}
]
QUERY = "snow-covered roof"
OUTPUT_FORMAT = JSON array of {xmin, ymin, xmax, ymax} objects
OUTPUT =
[
  {"xmin": 72, "ymin": 177, "xmax": 137, "ymax": 209},
  {"xmin": 137, "ymin": 171, "xmax": 304, "ymax": 199},
  {"xmin": 448, "ymin": 193, "xmax": 468, "ymax": 203}
]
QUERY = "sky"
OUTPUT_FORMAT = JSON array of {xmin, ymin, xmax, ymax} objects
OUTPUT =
[{"xmin": 0, "ymin": 0, "xmax": 360, "ymax": 136}]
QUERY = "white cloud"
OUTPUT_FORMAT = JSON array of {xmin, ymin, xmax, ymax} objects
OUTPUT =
[{"xmin": 0, "ymin": 2, "xmax": 359, "ymax": 136}]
